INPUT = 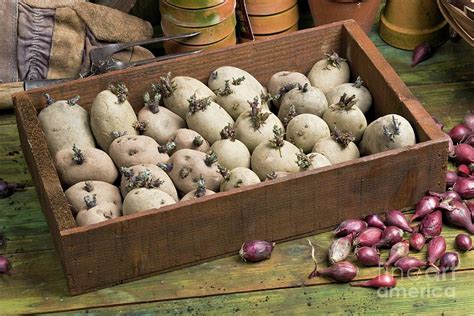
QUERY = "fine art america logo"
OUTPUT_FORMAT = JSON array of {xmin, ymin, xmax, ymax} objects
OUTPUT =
[{"xmin": 376, "ymin": 267, "xmax": 456, "ymax": 298}]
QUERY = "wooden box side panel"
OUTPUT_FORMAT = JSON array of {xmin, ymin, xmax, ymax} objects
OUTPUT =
[
  {"xmin": 21, "ymin": 22, "xmax": 344, "ymax": 114},
  {"xmin": 61, "ymin": 139, "xmax": 446, "ymax": 294}
]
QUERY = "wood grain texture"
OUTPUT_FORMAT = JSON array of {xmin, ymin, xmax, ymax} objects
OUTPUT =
[
  {"xmin": 0, "ymin": 82, "xmax": 23, "ymax": 110},
  {"xmin": 12, "ymin": 20, "xmax": 448, "ymax": 295}
]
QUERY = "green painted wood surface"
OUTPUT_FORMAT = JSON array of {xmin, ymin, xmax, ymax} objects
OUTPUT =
[{"xmin": 0, "ymin": 17, "xmax": 473, "ymax": 315}]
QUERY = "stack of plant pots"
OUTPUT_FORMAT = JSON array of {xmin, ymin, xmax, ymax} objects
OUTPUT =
[
  {"xmin": 243, "ymin": 0, "xmax": 299, "ymax": 42},
  {"xmin": 160, "ymin": 0, "xmax": 237, "ymax": 53}
]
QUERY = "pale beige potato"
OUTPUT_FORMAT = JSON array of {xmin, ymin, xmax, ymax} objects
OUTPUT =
[
  {"xmin": 303, "ymin": 153, "xmax": 332, "ymax": 171},
  {"xmin": 120, "ymin": 164, "xmax": 178, "ymax": 201},
  {"xmin": 215, "ymin": 84, "xmax": 267, "ymax": 120},
  {"xmin": 38, "ymin": 99, "xmax": 95, "ymax": 155},
  {"xmin": 168, "ymin": 149, "xmax": 223, "ymax": 194},
  {"xmin": 267, "ymin": 71, "xmax": 311, "ymax": 108},
  {"xmin": 220, "ymin": 167, "xmax": 260, "ymax": 192},
  {"xmin": 251, "ymin": 140, "xmax": 300, "ymax": 180},
  {"xmin": 123, "ymin": 188, "xmax": 175, "ymax": 215},
  {"xmin": 264, "ymin": 171, "xmax": 291, "ymax": 181},
  {"xmin": 286, "ymin": 114, "xmax": 330, "ymax": 153},
  {"xmin": 181, "ymin": 189, "xmax": 216, "ymax": 201},
  {"xmin": 54, "ymin": 146, "xmax": 118, "ymax": 186},
  {"xmin": 323, "ymin": 105, "xmax": 367, "ymax": 142},
  {"xmin": 138, "ymin": 105, "xmax": 186, "ymax": 145},
  {"xmin": 278, "ymin": 85, "xmax": 328, "ymax": 120},
  {"xmin": 76, "ymin": 202, "xmax": 121, "ymax": 227},
  {"xmin": 307, "ymin": 57, "xmax": 350, "ymax": 93},
  {"xmin": 65, "ymin": 181, "xmax": 122, "ymax": 216},
  {"xmin": 312, "ymin": 137, "xmax": 360, "ymax": 164},
  {"xmin": 326, "ymin": 82, "xmax": 372, "ymax": 114},
  {"xmin": 163, "ymin": 76, "xmax": 216, "ymax": 119},
  {"xmin": 208, "ymin": 66, "xmax": 266, "ymax": 95},
  {"xmin": 360, "ymin": 114, "xmax": 416, "ymax": 156},
  {"xmin": 234, "ymin": 111, "xmax": 284, "ymax": 152},
  {"xmin": 211, "ymin": 138, "xmax": 250, "ymax": 170},
  {"xmin": 185, "ymin": 101, "xmax": 234, "ymax": 144},
  {"xmin": 108, "ymin": 135, "xmax": 168, "ymax": 168},
  {"xmin": 172, "ymin": 129, "xmax": 210, "ymax": 153},
  {"xmin": 90, "ymin": 90, "xmax": 138, "ymax": 151}
]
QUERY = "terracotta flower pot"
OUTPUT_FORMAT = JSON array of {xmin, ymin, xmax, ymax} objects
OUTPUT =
[
  {"xmin": 249, "ymin": 4, "xmax": 299, "ymax": 35},
  {"xmin": 308, "ymin": 0, "xmax": 381, "ymax": 34}
]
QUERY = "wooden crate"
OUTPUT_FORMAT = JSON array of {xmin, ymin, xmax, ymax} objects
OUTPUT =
[{"xmin": 12, "ymin": 20, "xmax": 448, "ymax": 295}]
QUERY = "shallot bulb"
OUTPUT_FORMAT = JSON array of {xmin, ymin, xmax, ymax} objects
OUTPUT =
[
  {"xmin": 448, "ymin": 124, "xmax": 471, "ymax": 144},
  {"xmin": 439, "ymin": 199, "xmax": 474, "ymax": 233},
  {"xmin": 454, "ymin": 144, "xmax": 474, "ymax": 165},
  {"xmin": 239, "ymin": 240, "xmax": 275, "ymax": 262},
  {"xmin": 458, "ymin": 164, "xmax": 471, "ymax": 177},
  {"xmin": 375, "ymin": 226, "xmax": 404, "ymax": 248},
  {"xmin": 455, "ymin": 233, "xmax": 472, "ymax": 251},
  {"xmin": 351, "ymin": 274, "xmax": 397, "ymax": 289},
  {"xmin": 427, "ymin": 190, "xmax": 461, "ymax": 202},
  {"xmin": 334, "ymin": 219, "xmax": 367, "ymax": 237},
  {"xmin": 445, "ymin": 171, "xmax": 458, "ymax": 188},
  {"xmin": 419, "ymin": 210, "xmax": 443, "ymax": 239},
  {"xmin": 354, "ymin": 227, "xmax": 382, "ymax": 247},
  {"xmin": 453, "ymin": 177, "xmax": 474, "ymax": 199},
  {"xmin": 328, "ymin": 235, "xmax": 353, "ymax": 264},
  {"xmin": 409, "ymin": 232, "xmax": 425, "ymax": 251},
  {"xmin": 411, "ymin": 42, "xmax": 432, "ymax": 66},
  {"xmin": 394, "ymin": 256, "xmax": 427, "ymax": 273},
  {"xmin": 364, "ymin": 214, "xmax": 386, "ymax": 230},
  {"xmin": 439, "ymin": 252, "xmax": 460, "ymax": 273},
  {"xmin": 427, "ymin": 236, "xmax": 446, "ymax": 270},
  {"xmin": 384, "ymin": 241, "xmax": 409, "ymax": 268},
  {"xmin": 385, "ymin": 210, "xmax": 413, "ymax": 232},
  {"xmin": 410, "ymin": 196, "xmax": 439, "ymax": 223},
  {"xmin": 0, "ymin": 256, "xmax": 10, "ymax": 274},
  {"xmin": 311, "ymin": 261, "xmax": 358, "ymax": 282},
  {"xmin": 355, "ymin": 246, "xmax": 381, "ymax": 267}
]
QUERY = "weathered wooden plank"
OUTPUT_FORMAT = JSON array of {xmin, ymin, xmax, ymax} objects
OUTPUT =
[
  {"xmin": 0, "ymin": 221, "xmax": 472, "ymax": 314},
  {"xmin": 0, "ymin": 124, "xmax": 33, "ymax": 186},
  {"xmin": 54, "ymin": 268, "xmax": 474, "ymax": 315}
]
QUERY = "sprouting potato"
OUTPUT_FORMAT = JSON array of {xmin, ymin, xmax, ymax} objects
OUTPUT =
[
  {"xmin": 210, "ymin": 124, "xmax": 251, "ymax": 170},
  {"xmin": 185, "ymin": 94, "xmax": 234, "ymax": 145},
  {"xmin": 323, "ymin": 93, "xmax": 367, "ymax": 142},
  {"xmin": 219, "ymin": 167, "xmax": 261, "ymax": 192},
  {"xmin": 38, "ymin": 94, "xmax": 95, "ymax": 155},
  {"xmin": 286, "ymin": 114, "xmax": 330, "ymax": 153},
  {"xmin": 326, "ymin": 76, "xmax": 373, "ymax": 114},
  {"xmin": 65, "ymin": 181, "xmax": 122, "ymax": 216},
  {"xmin": 90, "ymin": 82, "xmax": 138, "ymax": 151},
  {"xmin": 122, "ymin": 188, "xmax": 175, "ymax": 216},
  {"xmin": 278, "ymin": 83, "xmax": 328, "ymax": 122},
  {"xmin": 156, "ymin": 73, "xmax": 216, "ymax": 119},
  {"xmin": 360, "ymin": 114, "xmax": 416, "ymax": 156},
  {"xmin": 137, "ymin": 86, "xmax": 186, "ymax": 145},
  {"xmin": 75, "ymin": 198, "xmax": 121, "ymax": 227},
  {"xmin": 264, "ymin": 171, "xmax": 291, "ymax": 181},
  {"xmin": 208, "ymin": 66, "xmax": 266, "ymax": 95},
  {"xmin": 108, "ymin": 135, "xmax": 168, "ymax": 168},
  {"xmin": 296, "ymin": 150, "xmax": 332, "ymax": 171},
  {"xmin": 234, "ymin": 97, "xmax": 284, "ymax": 152},
  {"xmin": 308, "ymin": 51, "xmax": 350, "ymax": 93},
  {"xmin": 168, "ymin": 149, "xmax": 223, "ymax": 194},
  {"xmin": 181, "ymin": 175, "xmax": 216, "ymax": 201},
  {"xmin": 312, "ymin": 127, "xmax": 360, "ymax": 164},
  {"xmin": 119, "ymin": 164, "xmax": 178, "ymax": 201},
  {"xmin": 172, "ymin": 128, "xmax": 210, "ymax": 153},
  {"xmin": 251, "ymin": 126, "xmax": 300, "ymax": 180},
  {"xmin": 267, "ymin": 71, "xmax": 311, "ymax": 108},
  {"xmin": 54, "ymin": 145, "xmax": 118, "ymax": 186}
]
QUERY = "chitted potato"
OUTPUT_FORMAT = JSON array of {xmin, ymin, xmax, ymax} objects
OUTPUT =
[
  {"xmin": 278, "ymin": 84, "xmax": 328, "ymax": 121},
  {"xmin": 181, "ymin": 175, "xmax": 216, "ymax": 201},
  {"xmin": 90, "ymin": 82, "xmax": 138, "ymax": 151},
  {"xmin": 138, "ymin": 92, "xmax": 186, "ymax": 145},
  {"xmin": 120, "ymin": 164, "xmax": 178, "ymax": 201},
  {"xmin": 65, "ymin": 181, "xmax": 122, "ymax": 216},
  {"xmin": 296, "ymin": 151, "xmax": 332, "ymax": 172},
  {"xmin": 360, "ymin": 114, "xmax": 416, "ymax": 156},
  {"xmin": 172, "ymin": 128, "xmax": 210, "ymax": 153},
  {"xmin": 168, "ymin": 149, "xmax": 223, "ymax": 194},
  {"xmin": 286, "ymin": 114, "xmax": 330, "ymax": 153},
  {"xmin": 158, "ymin": 73, "xmax": 216, "ymax": 119},
  {"xmin": 326, "ymin": 77, "xmax": 373, "ymax": 114},
  {"xmin": 208, "ymin": 66, "xmax": 266, "ymax": 95},
  {"xmin": 308, "ymin": 52, "xmax": 350, "ymax": 93},
  {"xmin": 234, "ymin": 102, "xmax": 284, "ymax": 152},
  {"xmin": 267, "ymin": 71, "xmax": 311, "ymax": 108},
  {"xmin": 251, "ymin": 126, "xmax": 300, "ymax": 180},
  {"xmin": 312, "ymin": 130, "xmax": 360, "ymax": 164},
  {"xmin": 122, "ymin": 188, "xmax": 176, "ymax": 215},
  {"xmin": 220, "ymin": 167, "xmax": 261, "ymax": 192},
  {"xmin": 38, "ymin": 95, "xmax": 95, "ymax": 155},
  {"xmin": 108, "ymin": 135, "xmax": 169, "ymax": 168},
  {"xmin": 210, "ymin": 124, "xmax": 250, "ymax": 170},
  {"xmin": 54, "ymin": 145, "xmax": 118, "ymax": 186},
  {"xmin": 76, "ymin": 201, "xmax": 121, "ymax": 227}
]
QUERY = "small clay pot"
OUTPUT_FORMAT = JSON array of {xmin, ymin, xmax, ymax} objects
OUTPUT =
[
  {"xmin": 166, "ymin": 0, "xmax": 225, "ymax": 9},
  {"xmin": 249, "ymin": 4, "xmax": 299, "ymax": 35},
  {"xmin": 245, "ymin": 0, "xmax": 297, "ymax": 16},
  {"xmin": 240, "ymin": 23, "xmax": 298, "ymax": 42},
  {"xmin": 164, "ymin": 31, "xmax": 237, "ymax": 54},
  {"xmin": 308, "ymin": 0, "xmax": 381, "ymax": 34}
]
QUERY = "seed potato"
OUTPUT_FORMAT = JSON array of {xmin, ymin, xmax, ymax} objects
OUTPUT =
[
  {"xmin": 312, "ymin": 135, "xmax": 360, "ymax": 164},
  {"xmin": 286, "ymin": 114, "xmax": 330, "ymax": 153},
  {"xmin": 108, "ymin": 135, "xmax": 168, "ymax": 168},
  {"xmin": 76, "ymin": 202, "xmax": 121, "ymax": 227},
  {"xmin": 65, "ymin": 181, "xmax": 122, "ymax": 216},
  {"xmin": 138, "ymin": 103, "xmax": 186, "ymax": 145},
  {"xmin": 326, "ymin": 77, "xmax": 372, "ymax": 114},
  {"xmin": 268, "ymin": 71, "xmax": 311, "ymax": 108},
  {"xmin": 220, "ymin": 167, "xmax": 261, "ymax": 192},
  {"xmin": 308, "ymin": 52, "xmax": 350, "ymax": 93},
  {"xmin": 208, "ymin": 66, "xmax": 266, "ymax": 95},
  {"xmin": 172, "ymin": 128, "xmax": 210, "ymax": 153},
  {"xmin": 122, "ymin": 188, "xmax": 175, "ymax": 215}
]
